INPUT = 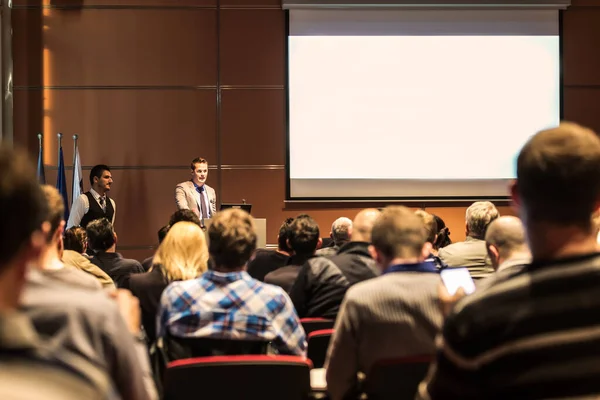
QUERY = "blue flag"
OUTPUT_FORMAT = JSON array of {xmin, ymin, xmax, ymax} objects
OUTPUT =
[
  {"xmin": 56, "ymin": 146, "xmax": 70, "ymax": 222},
  {"xmin": 37, "ymin": 143, "xmax": 46, "ymax": 184}
]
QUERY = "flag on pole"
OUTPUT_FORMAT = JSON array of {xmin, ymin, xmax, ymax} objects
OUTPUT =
[
  {"xmin": 37, "ymin": 134, "xmax": 46, "ymax": 184},
  {"xmin": 72, "ymin": 143, "xmax": 83, "ymax": 208},
  {"xmin": 56, "ymin": 145, "xmax": 70, "ymax": 222}
]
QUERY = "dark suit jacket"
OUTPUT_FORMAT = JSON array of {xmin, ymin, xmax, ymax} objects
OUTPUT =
[
  {"xmin": 129, "ymin": 267, "xmax": 169, "ymax": 343},
  {"xmin": 264, "ymin": 254, "xmax": 314, "ymax": 293}
]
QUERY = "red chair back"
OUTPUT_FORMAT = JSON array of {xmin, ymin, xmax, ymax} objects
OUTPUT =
[
  {"xmin": 164, "ymin": 355, "xmax": 312, "ymax": 400},
  {"xmin": 363, "ymin": 355, "xmax": 433, "ymax": 400},
  {"xmin": 307, "ymin": 328, "xmax": 334, "ymax": 368},
  {"xmin": 300, "ymin": 318, "xmax": 334, "ymax": 335}
]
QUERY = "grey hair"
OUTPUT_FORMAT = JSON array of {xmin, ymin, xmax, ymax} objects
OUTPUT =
[
  {"xmin": 466, "ymin": 201, "xmax": 500, "ymax": 239},
  {"xmin": 331, "ymin": 217, "xmax": 353, "ymax": 246}
]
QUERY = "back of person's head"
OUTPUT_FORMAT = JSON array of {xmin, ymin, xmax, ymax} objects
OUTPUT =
[
  {"xmin": 153, "ymin": 221, "xmax": 209, "ymax": 281},
  {"xmin": 0, "ymin": 146, "xmax": 48, "ymax": 275},
  {"xmin": 351, "ymin": 208, "xmax": 381, "ymax": 243},
  {"xmin": 331, "ymin": 217, "xmax": 352, "ymax": 246},
  {"xmin": 277, "ymin": 217, "xmax": 295, "ymax": 253},
  {"xmin": 432, "ymin": 214, "xmax": 452, "ymax": 249},
  {"xmin": 169, "ymin": 209, "xmax": 201, "ymax": 227},
  {"xmin": 465, "ymin": 201, "xmax": 500, "ymax": 239},
  {"xmin": 64, "ymin": 226, "xmax": 87, "ymax": 254},
  {"xmin": 371, "ymin": 206, "xmax": 429, "ymax": 261},
  {"xmin": 40, "ymin": 185, "xmax": 65, "ymax": 243},
  {"xmin": 414, "ymin": 210, "xmax": 438, "ymax": 245},
  {"xmin": 89, "ymin": 164, "xmax": 110, "ymax": 186},
  {"xmin": 158, "ymin": 225, "xmax": 169, "ymax": 244},
  {"xmin": 485, "ymin": 216, "xmax": 529, "ymax": 269},
  {"xmin": 208, "ymin": 209, "xmax": 257, "ymax": 269},
  {"xmin": 288, "ymin": 214, "xmax": 320, "ymax": 256},
  {"xmin": 86, "ymin": 218, "xmax": 115, "ymax": 252},
  {"xmin": 516, "ymin": 122, "xmax": 600, "ymax": 228}
]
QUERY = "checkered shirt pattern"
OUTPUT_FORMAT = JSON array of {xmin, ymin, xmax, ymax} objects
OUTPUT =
[{"xmin": 157, "ymin": 270, "xmax": 307, "ymax": 356}]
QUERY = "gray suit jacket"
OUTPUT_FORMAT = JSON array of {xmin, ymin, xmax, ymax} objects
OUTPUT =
[
  {"xmin": 325, "ymin": 272, "xmax": 443, "ymax": 400},
  {"xmin": 175, "ymin": 181, "xmax": 217, "ymax": 218}
]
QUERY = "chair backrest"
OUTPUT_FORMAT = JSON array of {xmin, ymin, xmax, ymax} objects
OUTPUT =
[
  {"xmin": 300, "ymin": 318, "xmax": 334, "ymax": 336},
  {"xmin": 363, "ymin": 355, "xmax": 433, "ymax": 400},
  {"xmin": 164, "ymin": 355, "xmax": 313, "ymax": 400},
  {"xmin": 307, "ymin": 329, "xmax": 334, "ymax": 368},
  {"xmin": 164, "ymin": 334, "xmax": 270, "ymax": 361}
]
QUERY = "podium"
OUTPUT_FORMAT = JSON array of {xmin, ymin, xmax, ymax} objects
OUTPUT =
[{"xmin": 202, "ymin": 218, "xmax": 267, "ymax": 249}]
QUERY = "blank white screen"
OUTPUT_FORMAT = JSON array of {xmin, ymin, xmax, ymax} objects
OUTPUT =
[{"xmin": 288, "ymin": 10, "xmax": 560, "ymax": 199}]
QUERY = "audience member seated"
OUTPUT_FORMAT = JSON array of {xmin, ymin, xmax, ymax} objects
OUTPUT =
[
  {"xmin": 141, "ymin": 225, "xmax": 169, "ymax": 272},
  {"xmin": 247, "ymin": 217, "xmax": 294, "ymax": 281},
  {"xmin": 129, "ymin": 221, "xmax": 209, "ymax": 344},
  {"xmin": 483, "ymin": 216, "xmax": 530, "ymax": 277},
  {"xmin": 326, "ymin": 206, "xmax": 443, "ymax": 400},
  {"xmin": 265, "ymin": 214, "xmax": 321, "ymax": 292},
  {"xmin": 315, "ymin": 217, "xmax": 352, "ymax": 257},
  {"xmin": 35, "ymin": 186, "xmax": 102, "ymax": 291},
  {"xmin": 432, "ymin": 214, "xmax": 452, "ymax": 253},
  {"xmin": 438, "ymin": 201, "xmax": 499, "ymax": 278},
  {"xmin": 0, "ymin": 146, "xmax": 108, "ymax": 399},
  {"xmin": 419, "ymin": 122, "xmax": 600, "ymax": 399},
  {"xmin": 158, "ymin": 209, "xmax": 306, "ymax": 356},
  {"xmin": 87, "ymin": 218, "xmax": 144, "ymax": 289},
  {"xmin": 415, "ymin": 209, "xmax": 446, "ymax": 269},
  {"xmin": 62, "ymin": 226, "xmax": 115, "ymax": 289},
  {"xmin": 289, "ymin": 209, "xmax": 380, "ymax": 319}
]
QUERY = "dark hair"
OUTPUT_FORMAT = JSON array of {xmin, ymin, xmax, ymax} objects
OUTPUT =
[
  {"xmin": 288, "ymin": 214, "xmax": 320, "ymax": 256},
  {"xmin": 158, "ymin": 225, "xmax": 169, "ymax": 244},
  {"xmin": 190, "ymin": 157, "xmax": 208, "ymax": 170},
  {"xmin": 277, "ymin": 217, "xmax": 295, "ymax": 252},
  {"xmin": 208, "ymin": 209, "xmax": 257, "ymax": 269},
  {"xmin": 517, "ymin": 122, "xmax": 600, "ymax": 226},
  {"xmin": 86, "ymin": 218, "xmax": 115, "ymax": 252},
  {"xmin": 64, "ymin": 226, "xmax": 87, "ymax": 253},
  {"xmin": 432, "ymin": 214, "xmax": 452, "ymax": 249},
  {"xmin": 0, "ymin": 146, "xmax": 48, "ymax": 269},
  {"xmin": 169, "ymin": 209, "xmax": 201, "ymax": 227},
  {"xmin": 89, "ymin": 164, "xmax": 111, "ymax": 186}
]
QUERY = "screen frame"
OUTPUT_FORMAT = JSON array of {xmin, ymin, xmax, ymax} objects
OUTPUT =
[{"xmin": 284, "ymin": 9, "xmax": 565, "ymax": 202}]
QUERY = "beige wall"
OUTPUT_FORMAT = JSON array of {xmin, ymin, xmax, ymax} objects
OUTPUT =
[{"xmin": 12, "ymin": 0, "xmax": 598, "ymax": 259}]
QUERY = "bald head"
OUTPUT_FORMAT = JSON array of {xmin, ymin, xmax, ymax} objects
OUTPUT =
[
  {"xmin": 485, "ymin": 216, "xmax": 530, "ymax": 270},
  {"xmin": 351, "ymin": 208, "xmax": 381, "ymax": 243}
]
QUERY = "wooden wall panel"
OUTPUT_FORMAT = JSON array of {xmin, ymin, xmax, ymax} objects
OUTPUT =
[
  {"xmin": 21, "ymin": 89, "xmax": 217, "ymax": 167},
  {"xmin": 14, "ymin": 0, "xmax": 216, "ymax": 5},
  {"xmin": 15, "ymin": 9, "xmax": 217, "ymax": 87},
  {"xmin": 564, "ymin": 87, "xmax": 600, "ymax": 132},
  {"xmin": 220, "ymin": 9, "xmax": 285, "ymax": 85},
  {"xmin": 221, "ymin": 89, "xmax": 285, "ymax": 165},
  {"xmin": 220, "ymin": 0, "xmax": 281, "ymax": 6},
  {"xmin": 562, "ymin": 8, "xmax": 600, "ymax": 86}
]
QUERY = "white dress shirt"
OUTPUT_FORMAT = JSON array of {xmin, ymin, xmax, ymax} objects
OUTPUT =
[{"xmin": 66, "ymin": 188, "xmax": 116, "ymax": 229}]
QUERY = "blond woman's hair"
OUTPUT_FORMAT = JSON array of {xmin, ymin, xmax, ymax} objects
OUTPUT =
[{"xmin": 152, "ymin": 221, "xmax": 209, "ymax": 281}]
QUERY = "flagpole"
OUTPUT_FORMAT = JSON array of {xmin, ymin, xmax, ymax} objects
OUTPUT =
[
  {"xmin": 37, "ymin": 133, "xmax": 43, "ymax": 156},
  {"xmin": 57, "ymin": 132, "xmax": 62, "ymax": 163},
  {"xmin": 72, "ymin": 134, "xmax": 78, "ymax": 197}
]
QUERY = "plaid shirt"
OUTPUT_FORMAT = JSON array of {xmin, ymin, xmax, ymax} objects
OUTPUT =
[{"xmin": 157, "ymin": 270, "xmax": 307, "ymax": 356}]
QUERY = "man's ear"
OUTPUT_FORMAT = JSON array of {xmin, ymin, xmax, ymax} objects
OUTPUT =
[
  {"xmin": 317, "ymin": 237, "xmax": 323, "ymax": 250},
  {"xmin": 422, "ymin": 242, "xmax": 432, "ymax": 259},
  {"xmin": 369, "ymin": 245, "xmax": 382, "ymax": 265},
  {"xmin": 510, "ymin": 180, "xmax": 521, "ymax": 209},
  {"xmin": 488, "ymin": 244, "xmax": 500, "ymax": 261},
  {"xmin": 113, "ymin": 232, "xmax": 118, "ymax": 246},
  {"xmin": 53, "ymin": 220, "xmax": 66, "ymax": 245}
]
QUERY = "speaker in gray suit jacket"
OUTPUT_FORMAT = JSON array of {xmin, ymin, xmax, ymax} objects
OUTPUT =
[{"xmin": 175, "ymin": 157, "xmax": 217, "ymax": 219}]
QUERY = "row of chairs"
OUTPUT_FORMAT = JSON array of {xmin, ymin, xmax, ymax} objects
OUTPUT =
[{"xmin": 159, "ymin": 318, "xmax": 432, "ymax": 399}]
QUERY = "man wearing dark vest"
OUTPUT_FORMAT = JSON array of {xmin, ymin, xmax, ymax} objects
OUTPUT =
[{"xmin": 67, "ymin": 164, "xmax": 115, "ymax": 229}]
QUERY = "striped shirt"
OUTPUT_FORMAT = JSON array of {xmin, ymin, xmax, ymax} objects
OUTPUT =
[
  {"xmin": 419, "ymin": 252, "xmax": 600, "ymax": 399},
  {"xmin": 158, "ymin": 270, "xmax": 307, "ymax": 356}
]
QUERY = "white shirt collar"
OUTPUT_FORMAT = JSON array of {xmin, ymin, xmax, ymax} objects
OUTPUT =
[{"xmin": 90, "ymin": 188, "xmax": 105, "ymax": 201}]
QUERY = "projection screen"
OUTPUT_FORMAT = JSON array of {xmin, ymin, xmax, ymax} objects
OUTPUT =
[{"xmin": 287, "ymin": 9, "xmax": 561, "ymax": 199}]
